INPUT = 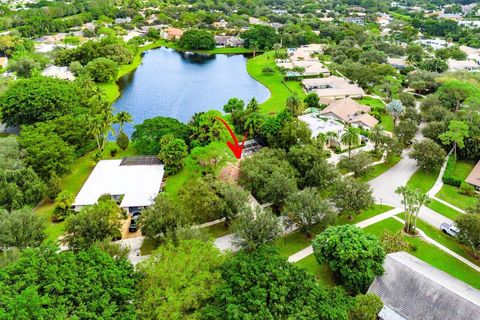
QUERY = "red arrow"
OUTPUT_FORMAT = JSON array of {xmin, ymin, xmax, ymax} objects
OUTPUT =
[{"xmin": 215, "ymin": 116, "xmax": 248, "ymax": 159}]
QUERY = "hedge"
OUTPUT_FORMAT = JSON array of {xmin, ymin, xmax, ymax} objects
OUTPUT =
[{"xmin": 442, "ymin": 155, "xmax": 462, "ymax": 187}]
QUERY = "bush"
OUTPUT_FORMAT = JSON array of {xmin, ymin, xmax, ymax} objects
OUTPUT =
[
  {"xmin": 459, "ymin": 182, "xmax": 476, "ymax": 197},
  {"xmin": 110, "ymin": 148, "xmax": 118, "ymax": 157},
  {"xmin": 261, "ymin": 66, "xmax": 275, "ymax": 75},
  {"xmin": 442, "ymin": 155, "xmax": 462, "ymax": 187},
  {"xmin": 313, "ymin": 224, "xmax": 385, "ymax": 294}
]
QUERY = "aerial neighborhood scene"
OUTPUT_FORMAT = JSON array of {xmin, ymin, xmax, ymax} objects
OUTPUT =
[{"xmin": 2, "ymin": 0, "xmax": 480, "ymax": 318}]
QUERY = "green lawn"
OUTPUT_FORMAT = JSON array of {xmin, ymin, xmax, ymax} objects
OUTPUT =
[
  {"xmin": 363, "ymin": 218, "xmax": 480, "ymax": 289},
  {"xmin": 163, "ymin": 142, "xmax": 236, "ymax": 199},
  {"xmin": 436, "ymin": 185, "xmax": 477, "ymax": 210},
  {"xmin": 453, "ymin": 160, "xmax": 475, "ymax": 180},
  {"xmin": 359, "ymin": 157, "xmax": 401, "ymax": 182},
  {"xmin": 246, "ymin": 51, "xmax": 305, "ymax": 114},
  {"xmin": 355, "ymin": 97, "xmax": 393, "ymax": 131},
  {"xmin": 295, "ymin": 255, "xmax": 336, "ymax": 287},
  {"xmin": 273, "ymin": 204, "xmax": 393, "ymax": 258},
  {"xmin": 356, "ymin": 97, "xmax": 385, "ymax": 110},
  {"xmin": 406, "ymin": 168, "xmax": 440, "ymax": 193},
  {"xmin": 380, "ymin": 114, "xmax": 394, "ymax": 132},
  {"xmin": 415, "ymin": 218, "xmax": 480, "ymax": 267},
  {"xmin": 426, "ymin": 199, "xmax": 462, "ymax": 221},
  {"xmin": 36, "ymin": 143, "xmax": 138, "ymax": 241}
]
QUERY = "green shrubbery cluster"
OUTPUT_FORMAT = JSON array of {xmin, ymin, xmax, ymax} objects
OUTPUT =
[{"xmin": 442, "ymin": 155, "xmax": 462, "ymax": 187}]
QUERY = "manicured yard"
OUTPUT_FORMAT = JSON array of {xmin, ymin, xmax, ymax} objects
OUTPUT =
[
  {"xmin": 163, "ymin": 142, "xmax": 236, "ymax": 199},
  {"xmin": 363, "ymin": 218, "xmax": 480, "ymax": 289},
  {"xmin": 273, "ymin": 204, "xmax": 393, "ymax": 258},
  {"xmin": 359, "ymin": 157, "xmax": 401, "ymax": 182},
  {"xmin": 36, "ymin": 143, "xmax": 138, "ymax": 241},
  {"xmin": 406, "ymin": 168, "xmax": 439, "ymax": 193},
  {"xmin": 246, "ymin": 51, "xmax": 306, "ymax": 114},
  {"xmin": 380, "ymin": 114, "xmax": 394, "ymax": 132},
  {"xmin": 436, "ymin": 184, "xmax": 477, "ymax": 210},
  {"xmin": 295, "ymin": 255, "xmax": 336, "ymax": 287},
  {"xmin": 426, "ymin": 199, "xmax": 462, "ymax": 221},
  {"xmin": 356, "ymin": 97, "xmax": 385, "ymax": 110},
  {"xmin": 452, "ymin": 160, "xmax": 475, "ymax": 180},
  {"xmin": 415, "ymin": 218, "xmax": 480, "ymax": 267}
]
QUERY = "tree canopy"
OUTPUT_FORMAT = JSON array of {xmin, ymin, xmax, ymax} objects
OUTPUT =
[
  {"xmin": 313, "ymin": 224, "xmax": 385, "ymax": 294},
  {"xmin": 0, "ymin": 245, "xmax": 137, "ymax": 319},
  {"xmin": 203, "ymin": 247, "xmax": 352, "ymax": 320},
  {"xmin": 132, "ymin": 116, "xmax": 189, "ymax": 155},
  {"xmin": 0, "ymin": 77, "xmax": 80, "ymax": 127}
]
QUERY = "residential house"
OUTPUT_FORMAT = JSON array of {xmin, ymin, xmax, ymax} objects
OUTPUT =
[
  {"xmin": 465, "ymin": 160, "xmax": 480, "ymax": 190},
  {"xmin": 302, "ymin": 76, "xmax": 365, "ymax": 99},
  {"xmin": 214, "ymin": 35, "xmax": 244, "ymax": 47},
  {"xmin": 387, "ymin": 57, "xmax": 408, "ymax": 69},
  {"xmin": 163, "ymin": 27, "xmax": 184, "ymax": 40},
  {"xmin": 115, "ymin": 17, "xmax": 132, "ymax": 24},
  {"xmin": 447, "ymin": 59, "xmax": 480, "ymax": 71},
  {"xmin": 416, "ymin": 38, "xmax": 451, "ymax": 50},
  {"xmin": 368, "ymin": 252, "xmax": 480, "ymax": 320},
  {"xmin": 459, "ymin": 20, "xmax": 480, "ymax": 28},
  {"xmin": 343, "ymin": 17, "xmax": 365, "ymax": 25},
  {"xmin": 249, "ymin": 17, "xmax": 268, "ymax": 25},
  {"xmin": 212, "ymin": 19, "xmax": 228, "ymax": 29},
  {"xmin": 73, "ymin": 157, "xmax": 165, "ymax": 213},
  {"xmin": 41, "ymin": 66, "xmax": 75, "ymax": 81},
  {"xmin": 460, "ymin": 45, "xmax": 480, "ymax": 64},
  {"xmin": 319, "ymin": 97, "xmax": 378, "ymax": 129},
  {"xmin": 0, "ymin": 56, "xmax": 8, "ymax": 69},
  {"xmin": 298, "ymin": 111, "xmax": 344, "ymax": 138}
]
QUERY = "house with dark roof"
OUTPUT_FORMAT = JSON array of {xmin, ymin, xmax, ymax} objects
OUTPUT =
[{"xmin": 368, "ymin": 252, "xmax": 480, "ymax": 320}]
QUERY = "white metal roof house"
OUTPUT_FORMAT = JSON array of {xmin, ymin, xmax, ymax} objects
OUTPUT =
[
  {"xmin": 73, "ymin": 157, "xmax": 165, "ymax": 213},
  {"xmin": 368, "ymin": 252, "xmax": 480, "ymax": 320},
  {"xmin": 302, "ymin": 76, "xmax": 365, "ymax": 99},
  {"xmin": 447, "ymin": 59, "xmax": 480, "ymax": 72}
]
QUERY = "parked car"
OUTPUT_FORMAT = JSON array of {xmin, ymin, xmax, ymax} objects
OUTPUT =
[
  {"xmin": 129, "ymin": 212, "xmax": 141, "ymax": 232},
  {"xmin": 440, "ymin": 223, "xmax": 459, "ymax": 237}
]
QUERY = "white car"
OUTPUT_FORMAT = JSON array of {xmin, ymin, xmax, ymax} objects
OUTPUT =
[{"xmin": 440, "ymin": 223, "xmax": 459, "ymax": 237}]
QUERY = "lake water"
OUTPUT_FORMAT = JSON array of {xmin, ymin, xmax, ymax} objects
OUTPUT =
[{"xmin": 113, "ymin": 47, "xmax": 270, "ymax": 136}]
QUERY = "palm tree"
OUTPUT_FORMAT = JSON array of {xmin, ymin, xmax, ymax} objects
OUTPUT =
[
  {"xmin": 273, "ymin": 43, "xmax": 282, "ymax": 58},
  {"xmin": 341, "ymin": 126, "xmax": 360, "ymax": 158},
  {"xmin": 370, "ymin": 124, "xmax": 385, "ymax": 153},
  {"xmin": 89, "ymin": 94, "xmax": 115, "ymax": 152},
  {"xmin": 115, "ymin": 111, "xmax": 133, "ymax": 133},
  {"xmin": 244, "ymin": 112, "xmax": 264, "ymax": 137}
]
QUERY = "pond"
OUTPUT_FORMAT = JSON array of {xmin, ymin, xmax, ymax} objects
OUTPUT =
[{"xmin": 113, "ymin": 47, "xmax": 270, "ymax": 136}]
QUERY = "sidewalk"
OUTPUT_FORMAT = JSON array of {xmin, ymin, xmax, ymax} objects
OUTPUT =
[{"xmin": 288, "ymin": 207, "xmax": 403, "ymax": 263}]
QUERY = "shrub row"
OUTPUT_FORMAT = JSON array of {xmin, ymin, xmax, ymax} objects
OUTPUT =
[{"xmin": 442, "ymin": 154, "xmax": 462, "ymax": 187}]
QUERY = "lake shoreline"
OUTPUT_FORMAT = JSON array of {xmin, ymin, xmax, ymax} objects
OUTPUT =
[{"xmin": 98, "ymin": 40, "xmax": 259, "ymax": 103}]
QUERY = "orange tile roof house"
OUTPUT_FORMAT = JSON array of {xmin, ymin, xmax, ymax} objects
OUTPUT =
[
  {"xmin": 319, "ymin": 98, "xmax": 378, "ymax": 129},
  {"xmin": 163, "ymin": 27, "xmax": 184, "ymax": 40},
  {"xmin": 0, "ymin": 56, "xmax": 8, "ymax": 68},
  {"xmin": 465, "ymin": 161, "xmax": 480, "ymax": 190}
]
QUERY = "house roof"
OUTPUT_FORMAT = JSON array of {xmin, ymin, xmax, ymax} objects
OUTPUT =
[
  {"xmin": 465, "ymin": 160, "xmax": 480, "ymax": 187},
  {"xmin": 447, "ymin": 59, "xmax": 479, "ymax": 70},
  {"xmin": 349, "ymin": 113, "xmax": 379, "ymax": 128},
  {"xmin": 319, "ymin": 97, "xmax": 370, "ymax": 123},
  {"xmin": 302, "ymin": 76, "xmax": 365, "ymax": 98},
  {"xmin": 368, "ymin": 252, "xmax": 480, "ymax": 320},
  {"xmin": 166, "ymin": 27, "xmax": 183, "ymax": 36},
  {"xmin": 73, "ymin": 159, "xmax": 164, "ymax": 208}
]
